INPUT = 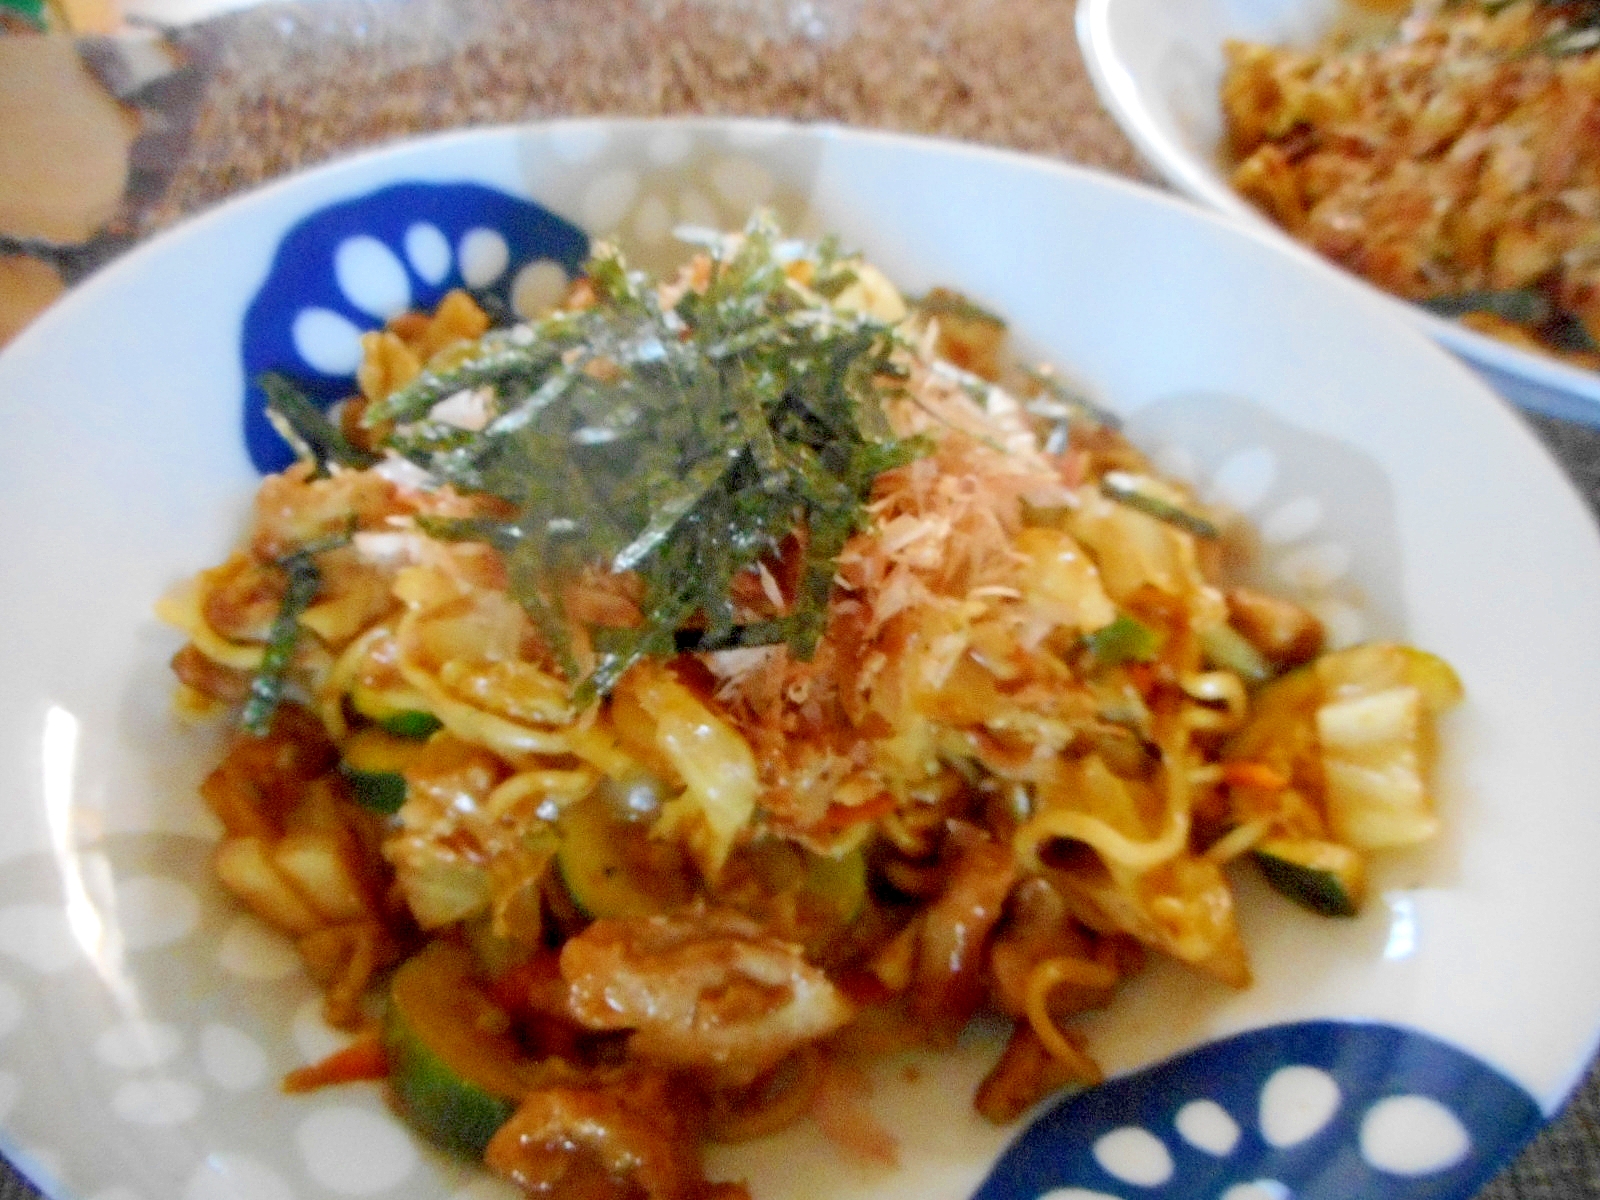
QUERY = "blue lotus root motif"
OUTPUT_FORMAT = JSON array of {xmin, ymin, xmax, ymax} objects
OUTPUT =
[
  {"xmin": 239, "ymin": 181, "xmax": 589, "ymax": 473},
  {"xmin": 973, "ymin": 1021, "xmax": 1543, "ymax": 1200}
]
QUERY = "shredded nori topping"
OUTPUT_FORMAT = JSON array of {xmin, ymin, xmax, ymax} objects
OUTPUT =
[{"xmin": 369, "ymin": 215, "xmax": 925, "ymax": 702}]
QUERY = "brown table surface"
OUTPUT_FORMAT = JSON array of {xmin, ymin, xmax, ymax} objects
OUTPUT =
[{"xmin": 4, "ymin": 1, "xmax": 1600, "ymax": 1197}]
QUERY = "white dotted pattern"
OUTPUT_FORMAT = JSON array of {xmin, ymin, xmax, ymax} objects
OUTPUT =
[
  {"xmin": 297, "ymin": 1105, "xmax": 419, "ymax": 1194},
  {"xmin": 1220, "ymin": 1182, "xmax": 1290, "ymax": 1200},
  {"xmin": 1361, "ymin": 1094, "xmax": 1472, "ymax": 1176},
  {"xmin": 457, "ymin": 227, "xmax": 510, "ymax": 289},
  {"xmin": 405, "ymin": 221, "xmax": 452, "ymax": 286},
  {"xmin": 0, "ymin": 903, "xmax": 82, "ymax": 974},
  {"xmin": 334, "ymin": 235, "xmax": 412, "ymax": 319},
  {"xmin": 0, "ymin": 129, "xmax": 1488, "ymax": 1200},
  {"xmin": 286, "ymin": 141, "xmax": 836, "ymax": 386},
  {"xmin": 291, "ymin": 307, "xmax": 365, "ymax": 376},
  {"xmin": 1174, "ymin": 1099, "xmax": 1240, "ymax": 1156},
  {"xmin": 1091, "ymin": 1126, "xmax": 1174, "ymax": 1187},
  {"xmin": 200, "ymin": 1023, "xmax": 269, "ymax": 1091},
  {"xmin": 511, "ymin": 260, "xmax": 570, "ymax": 320},
  {"xmin": 111, "ymin": 1077, "xmax": 204, "ymax": 1127},
  {"xmin": 114, "ymin": 875, "xmax": 201, "ymax": 951},
  {"xmin": 184, "ymin": 1154, "xmax": 294, "ymax": 1200},
  {"xmin": 216, "ymin": 915, "xmax": 300, "ymax": 980},
  {"xmin": 1029, "ymin": 1062, "xmax": 1483, "ymax": 1198},
  {"xmin": 95, "ymin": 1020, "xmax": 183, "ymax": 1071},
  {"xmin": 1259, "ymin": 1065, "xmax": 1342, "ymax": 1148},
  {"xmin": 1146, "ymin": 432, "xmax": 1370, "ymax": 646},
  {"xmin": 0, "ymin": 978, "xmax": 24, "ymax": 1038}
]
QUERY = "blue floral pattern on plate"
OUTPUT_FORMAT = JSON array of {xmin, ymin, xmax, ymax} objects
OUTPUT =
[
  {"xmin": 239, "ymin": 181, "xmax": 589, "ymax": 473},
  {"xmin": 973, "ymin": 1020, "xmax": 1543, "ymax": 1200}
]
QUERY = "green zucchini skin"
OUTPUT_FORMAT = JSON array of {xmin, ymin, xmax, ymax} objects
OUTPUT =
[
  {"xmin": 555, "ymin": 786, "xmax": 867, "ymax": 953},
  {"xmin": 376, "ymin": 710, "xmax": 444, "ymax": 739},
  {"xmin": 348, "ymin": 679, "xmax": 440, "ymax": 737},
  {"xmin": 382, "ymin": 942, "xmax": 529, "ymax": 1157},
  {"xmin": 554, "ymin": 788, "xmax": 694, "ymax": 920},
  {"xmin": 339, "ymin": 728, "xmax": 432, "ymax": 815},
  {"xmin": 1252, "ymin": 837, "xmax": 1365, "ymax": 918},
  {"xmin": 803, "ymin": 846, "xmax": 868, "ymax": 927},
  {"xmin": 341, "ymin": 769, "xmax": 407, "ymax": 815}
]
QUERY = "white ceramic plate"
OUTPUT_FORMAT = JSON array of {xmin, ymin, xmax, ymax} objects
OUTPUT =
[
  {"xmin": 1075, "ymin": 0, "xmax": 1600, "ymax": 426},
  {"xmin": 3, "ymin": 118, "xmax": 1600, "ymax": 1200}
]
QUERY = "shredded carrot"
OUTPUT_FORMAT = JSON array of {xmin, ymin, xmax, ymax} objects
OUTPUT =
[
  {"xmin": 1124, "ymin": 661, "xmax": 1160, "ymax": 697},
  {"xmin": 834, "ymin": 968, "xmax": 896, "ymax": 1007},
  {"xmin": 281, "ymin": 1031, "xmax": 388, "ymax": 1093},
  {"xmin": 818, "ymin": 790, "xmax": 897, "ymax": 833},
  {"xmin": 487, "ymin": 953, "xmax": 561, "ymax": 1011},
  {"xmin": 1221, "ymin": 760, "xmax": 1290, "ymax": 791},
  {"xmin": 1055, "ymin": 447, "xmax": 1089, "ymax": 489},
  {"xmin": 811, "ymin": 1060, "xmax": 900, "ymax": 1168}
]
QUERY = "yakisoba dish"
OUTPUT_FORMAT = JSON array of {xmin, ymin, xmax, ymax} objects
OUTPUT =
[
  {"xmin": 160, "ymin": 216, "xmax": 1461, "ymax": 1200},
  {"xmin": 1222, "ymin": 0, "xmax": 1600, "ymax": 369}
]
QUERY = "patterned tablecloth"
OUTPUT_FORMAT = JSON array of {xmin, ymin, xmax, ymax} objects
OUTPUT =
[{"xmin": 2, "ymin": 1, "xmax": 1599, "ymax": 1197}]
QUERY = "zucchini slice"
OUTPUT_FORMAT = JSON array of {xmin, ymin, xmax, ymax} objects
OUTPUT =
[
  {"xmin": 554, "ymin": 786, "xmax": 695, "ymax": 920},
  {"xmin": 375, "ymin": 710, "xmax": 444, "ymax": 739},
  {"xmin": 339, "ymin": 727, "xmax": 433, "ymax": 814},
  {"xmin": 349, "ymin": 680, "xmax": 442, "ymax": 738},
  {"xmin": 382, "ymin": 941, "xmax": 533, "ymax": 1157},
  {"xmin": 1253, "ymin": 837, "xmax": 1366, "ymax": 918},
  {"xmin": 714, "ymin": 839, "xmax": 868, "ymax": 953},
  {"xmin": 805, "ymin": 846, "xmax": 868, "ymax": 927},
  {"xmin": 794, "ymin": 846, "xmax": 869, "ymax": 955}
]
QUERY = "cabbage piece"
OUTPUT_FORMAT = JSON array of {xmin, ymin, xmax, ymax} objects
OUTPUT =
[
  {"xmin": 1313, "ymin": 644, "xmax": 1463, "ymax": 850},
  {"xmin": 1317, "ymin": 687, "xmax": 1438, "ymax": 848},
  {"xmin": 620, "ymin": 662, "xmax": 759, "ymax": 877}
]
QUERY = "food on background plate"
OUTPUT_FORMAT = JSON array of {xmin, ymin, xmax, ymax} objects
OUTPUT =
[
  {"xmin": 1221, "ymin": 0, "xmax": 1600, "ymax": 368},
  {"xmin": 159, "ymin": 214, "xmax": 1462, "ymax": 1200}
]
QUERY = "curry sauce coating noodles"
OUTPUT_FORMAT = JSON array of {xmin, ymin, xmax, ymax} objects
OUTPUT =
[{"xmin": 161, "ymin": 215, "xmax": 1462, "ymax": 1200}]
